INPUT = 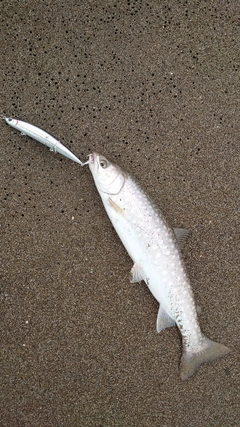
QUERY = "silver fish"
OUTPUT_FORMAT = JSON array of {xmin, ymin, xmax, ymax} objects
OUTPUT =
[{"xmin": 89, "ymin": 152, "xmax": 230, "ymax": 380}]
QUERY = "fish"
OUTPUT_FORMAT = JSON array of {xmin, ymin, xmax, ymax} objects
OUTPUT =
[
  {"xmin": 5, "ymin": 117, "xmax": 88, "ymax": 165},
  {"xmin": 88, "ymin": 152, "xmax": 230, "ymax": 380}
]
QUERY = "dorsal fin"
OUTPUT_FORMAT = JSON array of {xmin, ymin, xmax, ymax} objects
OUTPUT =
[{"xmin": 173, "ymin": 228, "xmax": 191, "ymax": 249}]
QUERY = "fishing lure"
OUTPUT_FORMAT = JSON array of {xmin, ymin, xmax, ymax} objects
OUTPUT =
[{"xmin": 5, "ymin": 117, "xmax": 89, "ymax": 165}]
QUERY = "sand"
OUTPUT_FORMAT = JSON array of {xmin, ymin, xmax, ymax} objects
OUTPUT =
[{"xmin": 1, "ymin": 1, "xmax": 239, "ymax": 426}]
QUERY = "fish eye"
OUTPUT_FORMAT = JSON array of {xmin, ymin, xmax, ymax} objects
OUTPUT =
[{"xmin": 99, "ymin": 158, "xmax": 109, "ymax": 169}]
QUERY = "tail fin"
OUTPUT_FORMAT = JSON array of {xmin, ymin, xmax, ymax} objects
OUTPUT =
[{"xmin": 180, "ymin": 336, "xmax": 230, "ymax": 381}]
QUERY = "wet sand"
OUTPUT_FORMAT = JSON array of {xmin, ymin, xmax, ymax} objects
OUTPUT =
[{"xmin": 1, "ymin": 1, "xmax": 239, "ymax": 426}]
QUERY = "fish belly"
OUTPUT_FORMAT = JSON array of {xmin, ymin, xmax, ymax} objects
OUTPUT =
[{"xmin": 101, "ymin": 179, "xmax": 194, "ymax": 320}]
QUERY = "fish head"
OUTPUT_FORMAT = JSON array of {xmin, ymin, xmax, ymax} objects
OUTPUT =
[{"xmin": 89, "ymin": 152, "xmax": 125, "ymax": 195}]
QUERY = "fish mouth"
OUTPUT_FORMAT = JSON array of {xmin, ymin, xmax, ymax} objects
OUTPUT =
[
  {"xmin": 89, "ymin": 152, "xmax": 99, "ymax": 163},
  {"xmin": 88, "ymin": 152, "xmax": 100, "ymax": 173}
]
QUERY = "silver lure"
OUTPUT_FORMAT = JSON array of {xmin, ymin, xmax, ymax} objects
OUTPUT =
[{"xmin": 5, "ymin": 117, "xmax": 89, "ymax": 165}]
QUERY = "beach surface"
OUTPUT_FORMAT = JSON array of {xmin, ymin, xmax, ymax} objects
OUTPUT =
[{"xmin": 1, "ymin": 1, "xmax": 239, "ymax": 426}]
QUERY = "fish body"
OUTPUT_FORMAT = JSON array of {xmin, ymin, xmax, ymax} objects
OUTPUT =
[
  {"xmin": 89, "ymin": 152, "xmax": 230, "ymax": 380},
  {"xmin": 5, "ymin": 117, "xmax": 83, "ymax": 165}
]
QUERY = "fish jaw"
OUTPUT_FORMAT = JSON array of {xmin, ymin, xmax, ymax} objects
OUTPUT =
[{"xmin": 88, "ymin": 152, "xmax": 96, "ymax": 167}]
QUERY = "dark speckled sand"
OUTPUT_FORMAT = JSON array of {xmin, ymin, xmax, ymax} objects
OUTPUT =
[{"xmin": 1, "ymin": 1, "xmax": 239, "ymax": 426}]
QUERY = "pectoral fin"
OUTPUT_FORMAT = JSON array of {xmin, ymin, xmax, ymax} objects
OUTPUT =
[
  {"xmin": 173, "ymin": 228, "xmax": 191, "ymax": 249},
  {"xmin": 109, "ymin": 198, "xmax": 125, "ymax": 216},
  {"xmin": 156, "ymin": 305, "xmax": 175, "ymax": 333}
]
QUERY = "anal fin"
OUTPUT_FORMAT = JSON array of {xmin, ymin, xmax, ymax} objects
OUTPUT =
[{"xmin": 157, "ymin": 305, "xmax": 175, "ymax": 333}]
